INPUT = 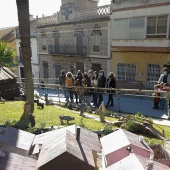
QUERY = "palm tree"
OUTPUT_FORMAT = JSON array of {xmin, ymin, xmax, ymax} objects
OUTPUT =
[
  {"xmin": 16, "ymin": 0, "xmax": 34, "ymax": 114},
  {"xmin": 0, "ymin": 41, "xmax": 16, "ymax": 67}
]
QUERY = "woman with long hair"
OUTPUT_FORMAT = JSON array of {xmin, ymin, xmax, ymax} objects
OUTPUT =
[{"xmin": 106, "ymin": 72, "xmax": 116, "ymax": 108}]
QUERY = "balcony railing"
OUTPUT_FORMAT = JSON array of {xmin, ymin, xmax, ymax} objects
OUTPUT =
[
  {"xmin": 48, "ymin": 45, "xmax": 87, "ymax": 56},
  {"xmin": 112, "ymin": 0, "xmax": 170, "ymax": 10},
  {"xmin": 37, "ymin": 5, "xmax": 111, "ymax": 26}
]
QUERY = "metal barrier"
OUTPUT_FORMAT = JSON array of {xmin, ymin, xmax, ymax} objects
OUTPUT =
[{"xmin": 18, "ymin": 82, "xmax": 170, "ymax": 119}]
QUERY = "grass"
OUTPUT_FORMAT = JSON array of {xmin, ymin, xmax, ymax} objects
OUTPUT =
[
  {"xmin": 0, "ymin": 101, "xmax": 114, "ymax": 131},
  {"xmin": 0, "ymin": 101, "xmax": 169, "ymax": 146}
]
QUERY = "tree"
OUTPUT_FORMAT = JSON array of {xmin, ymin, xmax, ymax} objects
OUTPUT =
[
  {"xmin": 16, "ymin": 0, "xmax": 34, "ymax": 115},
  {"xmin": 0, "ymin": 41, "xmax": 17, "ymax": 67}
]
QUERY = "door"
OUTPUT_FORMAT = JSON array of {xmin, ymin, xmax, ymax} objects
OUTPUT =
[
  {"xmin": 54, "ymin": 64, "xmax": 61, "ymax": 83},
  {"xmin": 146, "ymin": 64, "xmax": 161, "ymax": 90},
  {"xmin": 20, "ymin": 67, "xmax": 25, "ymax": 82},
  {"xmin": 76, "ymin": 32, "xmax": 83, "ymax": 55},
  {"xmin": 92, "ymin": 63, "xmax": 101, "ymax": 74},
  {"xmin": 76, "ymin": 62, "xmax": 84, "ymax": 73},
  {"xmin": 54, "ymin": 33, "xmax": 60, "ymax": 53}
]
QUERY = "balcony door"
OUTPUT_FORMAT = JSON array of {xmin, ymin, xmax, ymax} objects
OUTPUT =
[
  {"xmin": 54, "ymin": 33, "xmax": 60, "ymax": 53},
  {"xmin": 76, "ymin": 62, "xmax": 84, "ymax": 73},
  {"xmin": 76, "ymin": 32, "xmax": 83, "ymax": 55},
  {"xmin": 92, "ymin": 63, "xmax": 101, "ymax": 73},
  {"xmin": 54, "ymin": 64, "xmax": 61, "ymax": 81}
]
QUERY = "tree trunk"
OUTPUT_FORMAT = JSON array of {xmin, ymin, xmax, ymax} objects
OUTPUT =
[{"xmin": 16, "ymin": 0, "xmax": 34, "ymax": 113}]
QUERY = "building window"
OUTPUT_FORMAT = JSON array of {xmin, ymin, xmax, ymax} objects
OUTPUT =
[
  {"xmin": 92, "ymin": 31, "xmax": 100, "ymax": 52},
  {"xmin": 147, "ymin": 15, "xmax": 167, "ymax": 38},
  {"xmin": 41, "ymin": 34, "xmax": 46, "ymax": 50},
  {"xmin": 19, "ymin": 47, "xmax": 23, "ymax": 63},
  {"xmin": 43, "ymin": 62, "xmax": 49, "ymax": 78},
  {"xmin": 113, "ymin": 19, "xmax": 129, "ymax": 39},
  {"xmin": 117, "ymin": 63, "xmax": 136, "ymax": 81},
  {"xmin": 146, "ymin": 64, "xmax": 161, "ymax": 90}
]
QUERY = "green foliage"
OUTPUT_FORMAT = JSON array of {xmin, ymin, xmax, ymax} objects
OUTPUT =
[
  {"xmin": 113, "ymin": 112, "xmax": 118, "ymax": 118},
  {"xmin": 0, "ymin": 101, "xmax": 106, "ymax": 131},
  {"xmin": 104, "ymin": 110, "xmax": 113, "ymax": 117},
  {"xmin": 121, "ymin": 119, "xmax": 141, "ymax": 133},
  {"xmin": 103, "ymin": 124, "xmax": 113, "ymax": 131},
  {"xmin": 135, "ymin": 111, "xmax": 143, "ymax": 117},
  {"xmin": 0, "ymin": 41, "xmax": 17, "ymax": 67},
  {"xmin": 40, "ymin": 121, "xmax": 46, "ymax": 129}
]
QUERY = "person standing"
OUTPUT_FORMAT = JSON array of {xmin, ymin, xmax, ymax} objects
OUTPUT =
[
  {"xmin": 75, "ymin": 70, "xmax": 83, "ymax": 86},
  {"xmin": 65, "ymin": 72, "xmax": 74, "ymax": 103},
  {"xmin": 91, "ymin": 71, "xmax": 98, "ymax": 107},
  {"xmin": 98, "ymin": 70, "xmax": 106, "ymax": 106},
  {"xmin": 106, "ymin": 72, "xmax": 116, "ymax": 108},
  {"xmin": 152, "ymin": 85, "xmax": 160, "ymax": 109},
  {"xmin": 59, "ymin": 70, "xmax": 69, "ymax": 102},
  {"xmin": 158, "ymin": 67, "xmax": 170, "ymax": 85}
]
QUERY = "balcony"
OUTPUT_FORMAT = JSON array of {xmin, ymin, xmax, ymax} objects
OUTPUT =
[{"xmin": 48, "ymin": 45, "xmax": 87, "ymax": 56}]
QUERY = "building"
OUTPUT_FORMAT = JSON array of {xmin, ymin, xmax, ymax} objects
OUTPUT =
[
  {"xmin": 110, "ymin": 0, "xmax": 170, "ymax": 89},
  {"xmin": 0, "ymin": 126, "xmax": 35, "ymax": 156},
  {"xmin": 105, "ymin": 153, "xmax": 170, "ymax": 170},
  {"xmin": 37, "ymin": 128, "xmax": 100, "ymax": 170},
  {"xmin": 37, "ymin": 0, "xmax": 111, "ymax": 84},
  {"xmin": 0, "ymin": 67, "xmax": 20, "ymax": 99},
  {"xmin": 31, "ymin": 125, "xmax": 76, "ymax": 156},
  {"xmin": 0, "ymin": 15, "xmax": 40, "ymax": 83},
  {"xmin": 0, "ymin": 27, "xmax": 18, "ymax": 76},
  {"xmin": 31, "ymin": 125, "xmax": 101, "ymax": 157},
  {"xmin": 100, "ymin": 129, "xmax": 151, "ymax": 168},
  {"xmin": 0, "ymin": 151, "xmax": 37, "ymax": 170}
]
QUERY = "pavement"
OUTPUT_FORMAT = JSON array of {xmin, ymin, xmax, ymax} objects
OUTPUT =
[{"xmin": 35, "ymin": 88, "xmax": 170, "ymax": 126}]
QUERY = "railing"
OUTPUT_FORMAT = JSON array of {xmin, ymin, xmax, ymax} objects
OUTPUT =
[
  {"xmin": 37, "ymin": 5, "xmax": 111, "ymax": 26},
  {"xmin": 48, "ymin": 45, "xmax": 87, "ymax": 56},
  {"xmin": 37, "ymin": 14, "xmax": 58, "ymax": 26},
  {"xmin": 112, "ymin": 0, "xmax": 170, "ymax": 10},
  {"xmin": 18, "ymin": 81, "xmax": 170, "ymax": 119},
  {"xmin": 74, "ymin": 5, "xmax": 111, "ymax": 21}
]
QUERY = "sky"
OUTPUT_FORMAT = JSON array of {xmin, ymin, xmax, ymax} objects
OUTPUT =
[{"xmin": 0, "ymin": 0, "xmax": 111, "ymax": 29}]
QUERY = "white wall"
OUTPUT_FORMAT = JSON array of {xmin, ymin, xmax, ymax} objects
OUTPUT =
[{"xmin": 16, "ymin": 38, "xmax": 39, "ymax": 82}]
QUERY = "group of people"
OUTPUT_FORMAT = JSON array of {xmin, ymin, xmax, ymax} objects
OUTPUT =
[
  {"xmin": 153, "ymin": 67, "xmax": 170, "ymax": 110},
  {"xmin": 59, "ymin": 69, "xmax": 116, "ymax": 108}
]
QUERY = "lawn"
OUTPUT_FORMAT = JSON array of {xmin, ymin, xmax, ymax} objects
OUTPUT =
[
  {"xmin": 0, "ymin": 101, "xmax": 113, "ymax": 131},
  {"xmin": 0, "ymin": 101, "xmax": 169, "ymax": 146}
]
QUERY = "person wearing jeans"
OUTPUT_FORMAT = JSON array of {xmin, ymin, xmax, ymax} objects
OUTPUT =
[
  {"xmin": 98, "ymin": 70, "xmax": 106, "ymax": 107},
  {"xmin": 59, "ymin": 70, "xmax": 69, "ymax": 102},
  {"xmin": 106, "ymin": 72, "xmax": 116, "ymax": 108}
]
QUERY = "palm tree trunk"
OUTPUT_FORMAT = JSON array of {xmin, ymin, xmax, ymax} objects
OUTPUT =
[{"xmin": 16, "ymin": 0, "xmax": 34, "ymax": 113}]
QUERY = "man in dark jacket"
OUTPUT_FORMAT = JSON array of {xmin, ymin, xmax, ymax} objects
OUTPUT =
[
  {"xmin": 98, "ymin": 70, "xmax": 106, "ymax": 106},
  {"xmin": 106, "ymin": 72, "xmax": 116, "ymax": 108},
  {"xmin": 59, "ymin": 70, "xmax": 69, "ymax": 102}
]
